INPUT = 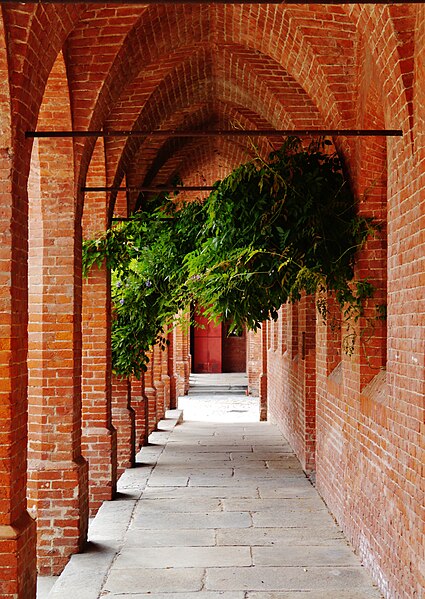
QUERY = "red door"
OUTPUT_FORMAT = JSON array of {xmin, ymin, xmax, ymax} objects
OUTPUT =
[{"xmin": 193, "ymin": 311, "xmax": 222, "ymax": 373}]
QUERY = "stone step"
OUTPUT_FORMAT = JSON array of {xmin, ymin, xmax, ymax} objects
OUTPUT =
[{"xmin": 189, "ymin": 386, "xmax": 248, "ymax": 395}]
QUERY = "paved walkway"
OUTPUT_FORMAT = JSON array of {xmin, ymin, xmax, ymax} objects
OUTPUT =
[{"xmin": 43, "ymin": 404, "xmax": 382, "ymax": 599}]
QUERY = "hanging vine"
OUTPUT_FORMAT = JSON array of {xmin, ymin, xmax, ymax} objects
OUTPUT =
[{"xmin": 83, "ymin": 137, "xmax": 380, "ymax": 378}]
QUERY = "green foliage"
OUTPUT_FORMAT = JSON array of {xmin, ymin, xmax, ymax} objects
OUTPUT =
[
  {"xmin": 83, "ymin": 197, "xmax": 204, "ymax": 378},
  {"xmin": 183, "ymin": 137, "xmax": 374, "ymax": 332},
  {"xmin": 83, "ymin": 137, "xmax": 378, "ymax": 378}
]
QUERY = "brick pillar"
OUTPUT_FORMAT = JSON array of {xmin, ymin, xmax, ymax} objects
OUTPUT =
[
  {"xmin": 154, "ymin": 345, "xmax": 165, "ymax": 422},
  {"xmin": 183, "ymin": 319, "xmax": 191, "ymax": 392},
  {"xmin": 168, "ymin": 332, "xmax": 178, "ymax": 408},
  {"xmin": 162, "ymin": 343, "xmax": 171, "ymax": 411},
  {"xmin": 82, "ymin": 139, "xmax": 117, "ymax": 515},
  {"xmin": 27, "ymin": 136, "xmax": 89, "ymax": 575},
  {"xmin": 174, "ymin": 327, "xmax": 186, "ymax": 397},
  {"xmin": 259, "ymin": 322, "xmax": 268, "ymax": 421},
  {"xmin": 246, "ymin": 329, "xmax": 262, "ymax": 396},
  {"xmin": 111, "ymin": 377, "xmax": 135, "ymax": 475},
  {"xmin": 82, "ymin": 261, "xmax": 117, "ymax": 514},
  {"xmin": 145, "ymin": 351, "xmax": 158, "ymax": 433},
  {"xmin": 130, "ymin": 376, "xmax": 147, "ymax": 449},
  {"xmin": 174, "ymin": 315, "xmax": 191, "ymax": 396},
  {"xmin": 300, "ymin": 294, "xmax": 316, "ymax": 473},
  {"xmin": 0, "ymin": 56, "xmax": 37, "ymax": 594}
]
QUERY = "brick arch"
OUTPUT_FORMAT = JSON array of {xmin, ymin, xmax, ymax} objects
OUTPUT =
[
  {"xmin": 158, "ymin": 137, "xmax": 256, "ymax": 205},
  {"xmin": 104, "ymin": 42, "xmax": 322, "ymax": 190},
  {"xmin": 77, "ymin": 3, "xmax": 356, "ymax": 194},
  {"xmin": 103, "ymin": 45, "xmax": 322, "ymax": 214},
  {"xmin": 2, "ymin": 4, "xmax": 82, "ymax": 180},
  {"xmin": 345, "ymin": 4, "xmax": 415, "ymax": 147},
  {"xmin": 115, "ymin": 100, "xmax": 275, "ymax": 215},
  {"xmin": 130, "ymin": 102, "xmax": 276, "ymax": 193}
]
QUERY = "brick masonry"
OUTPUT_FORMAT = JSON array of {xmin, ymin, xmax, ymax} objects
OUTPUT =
[{"xmin": 0, "ymin": 4, "xmax": 421, "ymax": 598}]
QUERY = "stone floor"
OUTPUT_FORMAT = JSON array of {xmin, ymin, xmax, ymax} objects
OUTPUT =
[{"xmin": 41, "ymin": 392, "xmax": 382, "ymax": 599}]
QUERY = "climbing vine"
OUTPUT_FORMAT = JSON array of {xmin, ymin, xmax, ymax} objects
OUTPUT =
[{"xmin": 83, "ymin": 137, "xmax": 378, "ymax": 378}]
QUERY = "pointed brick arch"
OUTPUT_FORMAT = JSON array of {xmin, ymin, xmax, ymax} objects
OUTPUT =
[
  {"xmin": 74, "ymin": 3, "xmax": 357, "ymax": 196},
  {"xmin": 102, "ymin": 44, "xmax": 324, "ymax": 213}
]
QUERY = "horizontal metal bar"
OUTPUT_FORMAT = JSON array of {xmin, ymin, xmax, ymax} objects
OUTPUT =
[
  {"xmin": 83, "ymin": 186, "xmax": 215, "ymax": 193},
  {"xmin": 30, "ymin": 129, "xmax": 402, "ymax": 139},
  {"xmin": 4, "ymin": 1, "xmax": 411, "ymax": 4}
]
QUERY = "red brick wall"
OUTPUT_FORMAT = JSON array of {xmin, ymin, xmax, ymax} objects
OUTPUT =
[
  {"xmin": 0, "ymin": 4, "xmax": 422, "ymax": 597},
  {"xmin": 267, "ymin": 9, "xmax": 425, "ymax": 598},
  {"xmin": 268, "ymin": 297, "xmax": 316, "ymax": 473}
]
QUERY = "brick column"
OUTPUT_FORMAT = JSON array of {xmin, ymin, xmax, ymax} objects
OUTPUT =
[
  {"xmin": 300, "ymin": 294, "xmax": 316, "ymax": 473},
  {"xmin": 130, "ymin": 376, "xmax": 147, "ymax": 449},
  {"xmin": 154, "ymin": 345, "xmax": 165, "ymax": 422},
  {"xmin": 27, "ymin": 137, "xmax": 89, "ymax": 575},
  {"xmin": 0, "ymin": 93, "xmax": 37, "ymax": 596},
  {"xmin": 174, "ymin": 316, "xmax": 191, "ymax": 397},
  {"xmin": 259, "ymin": 322, "xmax": 268, "ymax": 421},
  {"xmin": 162, "ymin": 343, "xmax": 171, "ymax": 411},
  {"xmin": 144, "ymin": 351, "xmax": 158, "ymax": 434},
  {"xmin": 112, "ymin": 377, "xmax": 135, "ymax": 476},
  {"xmin": 82, "ymin": 139, "xmax": 117, "ymax": 515},
  {"xmin": 168, "ymin": 332, "xmax": 178, "ymax": 408}
]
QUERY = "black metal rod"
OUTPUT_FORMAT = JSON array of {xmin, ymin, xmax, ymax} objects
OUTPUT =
[
  {"xmin": 83, "ymin": 186, "xmax": 215, "ymax": 193},
  {"xmin": 4, "ymin": 1, "xmax": 411, "ymax": 5},
  {"xmin": 30, "ymin": 129, "xmax": 402, "ymax": 139}
]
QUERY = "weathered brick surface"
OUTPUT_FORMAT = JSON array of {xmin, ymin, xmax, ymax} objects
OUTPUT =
[
  {"xmin": 27, "ymin": 52, "xmax": 89, "ymax": 575},
  {"xmin": 267, "ymin": 8, "xmax": 424, "ymax": 598},
  {"xmin": 0, "ymin": 4, "xmax": 421, "ymax": 597},
  {"xmin": 145, "ymin": 351, "xmax": 158, "ymax": 435},
  {"xmin": 0, "ymin": 15, "xmax": 37, "ymax": 596},
  {"xmin": 130, "ymin": 376, "xmax": 146, "ymax": 451},
  {"xmin": 82, "ymin": 139, "xmax": 117, "ymax": 516}
]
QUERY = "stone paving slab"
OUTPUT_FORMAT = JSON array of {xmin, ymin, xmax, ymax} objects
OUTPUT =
[
  {"xmin": 134, "ymin": 497, "xmax": 223, "ymax": 513},
  {"xmin": 221, "ymin": 498, "xmax": 327, "ymax": 513},
  {"xmin": 216, "ymin": 527, "xmax": 345, "ymax": 547},
  {"xmin": 132, "ymin": 511, "xmax": 252, "ymax": 529},
  {"xmin": 114, "ymin": 546, "xmax": 252, "ymax": 568},
  {"xmin": 251, "ymin": 510, "xmax": 336, "ymax": 528},
  {"xmin": 104, "ymin": 567, "xmax": 205, "ymax": 594},
  {"xmin": 105, "ymin": 594, "xmax": 244, "ymax": 599},
  {"xmin": 188, "ymin": 475, "xmax": 300, "ymax": 487},
  {"xmin": 141, "ymin": 486, "xmax": 261, "ymax": 499},
  {"xmin": 156, "ymin": 468, "xmax": 235, "ymax": 478},
  {"xmin": 252, "ymin": 545, "xmax": 361, "ymax": 567},
  {"xmin": 147, "ymin": 475, "xmax": 190, "ymax": 486},
  {"xmin": 257, "ymin": 485, "xmax": 317, "ymax": 499},
  {"xmin": 247, "ymin": 592, "xmax": 382, "ymax": 599},
  {"xmin": 205, "ymin": 566, "xmax": 382, "ymax": 593},
  {"xmin": 124, "ymin": 528, "xmax": 216, "ymax": 547},
  {"xmin": 42, "ymin": 403, "xmax": 382, "ymax": 599}
]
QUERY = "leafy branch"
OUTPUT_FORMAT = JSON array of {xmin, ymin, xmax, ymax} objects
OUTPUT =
[{"xmin": 83, "ymin": 137, "xmax": 382, "ymax": 378}]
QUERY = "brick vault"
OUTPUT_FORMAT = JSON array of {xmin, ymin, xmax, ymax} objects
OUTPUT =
[{"xmin": 0, "ymin": 3, "xmax": 423, "ymax": 598}]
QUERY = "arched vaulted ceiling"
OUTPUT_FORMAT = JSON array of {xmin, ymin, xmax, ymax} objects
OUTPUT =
[{"xmin": 1, "ymin": 3, "xmax": 417, "ymax": 216}]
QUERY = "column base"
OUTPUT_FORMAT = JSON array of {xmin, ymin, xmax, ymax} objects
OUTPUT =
[
  {"xmin": 112, "ymin": 405, "xmax": 136, "ymax": 474},
  {"xmin": 83, "ymin": 425, "xmax": 118, "ymax": 515},
  {"xmin": 28, "ymin": 456, "xmax": 89, "ymax": 575},
  {"xmin": 0, "ymin": 511, "xmax": 36, "ymax": 599}
]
